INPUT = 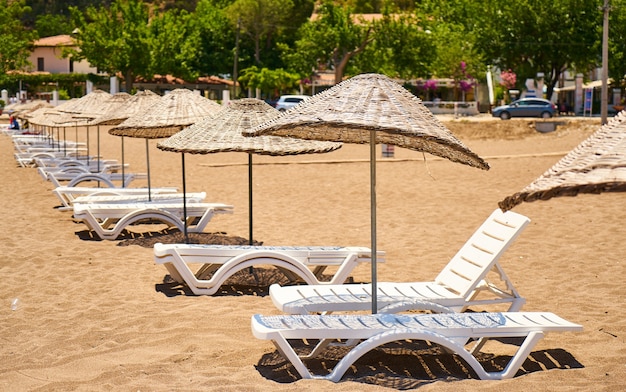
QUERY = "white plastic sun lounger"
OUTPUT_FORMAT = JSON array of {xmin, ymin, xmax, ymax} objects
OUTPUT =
[
  {"xmin": 14, "ymin": 149, "xmax": 87, "ymax": 167},
  {"xmin": 37, "ymin": 162, "xmax": 127, "ymax": 181},
  {"xmin": 52, "ymin": 186, "xmax": 179, "ymax": 210},
  {"xmin": 73, "ymin": 202, "xmax": 233, "ymax": 240},
  {"xmin": 34, "ymin": 156, "xmax": 118, "ymax": 168},
  {"xmin": 270, "ymin": 209, "xmax": 530, "ymax": 315},
  {"xmin": 72, "ymin": 192, "xmax": 206, "ymax": 205},
  {"xmin": 251, "ymin": 312, "xmax": 583, "ymax": 382},
  {"xmin": 47, "ymin": 171, "xmax": 147, "ymax": 188},
  {"xmin": 153, "ymin": 244, "xmax": 385, "ymax": 295}
]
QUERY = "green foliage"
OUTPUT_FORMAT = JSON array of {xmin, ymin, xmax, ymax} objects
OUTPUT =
[
  {"xmin": 34, "ymin": 14, "xmax": 72, "ymax": 36},
  {"xmin": 11, "ymin": 0, "xmax": 623, "ymax": 100},
  {"xmin": 0, "ymin": 0, "xmax": 37, "ymax": 74},
  {"xmin": 355, "ymin": 12, "xmax": 436, "ymax": 79},
  {"xmin": 475, "ymin": 0, "xmax": 601, "ymax": 98},
  {"xmin": 69, "ymin": 0, "xmax": 152, "ymax": 91},
  {"xmin": 238, "ymin": 66, "xmax": 300, "ymax": 96},
  {"xmin": 226, "ymin": 0, "xmax": 294, "ymax": 65},
  {"xmin": 188, "ymin": 0, "xmax": 236, "ymax": 77},
  {"xmin": 609, "ymin": 0, "xmax": 626, "ymax": 88},
  {"xmin": 149, "ymin": 8, "xmax": 199, "ymax": 81},
  {"xmin": 284, "ymin": 1, "xmax": 373, "ymax": 83},
  {"xmin": 0, "ymin": 72, "xmax": 104, "ymax": 98}
]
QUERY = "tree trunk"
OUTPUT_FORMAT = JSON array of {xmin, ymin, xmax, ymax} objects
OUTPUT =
[
  {"xmin": 332, "ymin": 28, "xmax": 373, "ymax": 85},
  {"xmin": 124, "ymin": 70, "xmax": 134, "ymax": 92},
  {"xmin": 334, "ymin": 54, "xmax": 350, "ymax": 84}
]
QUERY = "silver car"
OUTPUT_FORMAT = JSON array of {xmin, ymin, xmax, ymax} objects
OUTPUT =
[
  {"xmin": 492, "ymin": 98, "xmax": 557, "ymax": 120},
  {"xmin": 275, "ymin": 95, "xmax": 309, "ymax": 111}
]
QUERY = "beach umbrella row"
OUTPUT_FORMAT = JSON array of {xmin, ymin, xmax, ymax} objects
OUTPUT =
[{"xmin": 109, "ymin": 89, "xmax": 223, "ymax": 199}]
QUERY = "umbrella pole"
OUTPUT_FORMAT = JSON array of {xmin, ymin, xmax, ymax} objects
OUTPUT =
[
  {"xmin": 370, "ymin": 131, "xmax": 378, "ymax": 314},
  {"xmin": 121, "ymin": 136, "xmax": 125, "ymax": 188},
  {"xmin": 87, "ymin": 124, "xmax": 91, "ymax": 162},
  {"xmin": 248, "ymin": 153, "xmax": 253, "ymax": 245},
  {"xmin": 96, "ymin": 125, "xmax": 100, "ymax": 172},
  {"xmin": 182, "ymin": 153, "xmax": 189, "ymax": 244},
  {"xmin": 63, "ymin": 127, "xmax": 67, "ymax": 156},
  {"xmin": 248, "ymin": 153, "xmax": 256, "ymax": 279},
  {"xmin": 145, "ymin": 138, "xmax": 151, "ymax": 200}
]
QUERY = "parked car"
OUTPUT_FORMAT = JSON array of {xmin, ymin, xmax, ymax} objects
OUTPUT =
[
  {"xmin": 492, "ymin": 98, "xmax": 557, "ymax": 120},
  {"xmin": 275, "ymin": 95, "xmax": 309, "ymax": 111}
]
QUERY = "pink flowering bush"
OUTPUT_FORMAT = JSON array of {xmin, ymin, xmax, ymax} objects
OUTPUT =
[
  {"xmin": 423, "ymin": 79, "xmax": 437, "ymax": 90},
  {"xmin": 500, "ymin": 70, "xmax": 517, "ymax": 90}
]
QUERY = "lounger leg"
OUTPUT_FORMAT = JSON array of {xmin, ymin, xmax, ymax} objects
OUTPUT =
[
  {"xmin": 486, "ymin": 331, "xmax": 545, "ymax": 380},
  {"xmin": 270, "ymin": 336, "xmax": 315, "ymax": 380}
]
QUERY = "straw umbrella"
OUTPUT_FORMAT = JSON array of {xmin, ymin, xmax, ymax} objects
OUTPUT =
[
  {"xmin": 90, "ymin": 90, "xmax": 161, "ymax": 182},
  {"xmin": 109, "ymin": 89, "xmax": 222, "ymax": 199},
  {"xmin": 54, "ymin": 92, "xmax": 130, "ymax": 167},
  {"xmin": 91, "ymin": 90, "xmax": 160, "ymax": 126},
  {"xmin": 247, "ymin": 73, "xmax": 489, "ymax": 313},
  {"xmin": 13, "ymin": 100, "xmax": 54, "ymax": 122},
  {"xmin": 499, "ymin": 111, "xmax": 626, "ymax": 211},
  {"xmin": 157, "ymin": 98, "xmax": 342, "ymax": 243},
  {"xmin": 29, "ymin": 90, "xmax": 113, "ymax": 157}
]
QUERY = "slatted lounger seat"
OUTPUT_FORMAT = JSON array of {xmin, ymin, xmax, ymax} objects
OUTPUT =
[
  {"xmin": 251, "ymin": 312, "xmax": 583, "ymax": 382},
  {"xmin": 37, "ymin": 162, "xmax": 127, "ymax": 181},
  {"xmin": 153, "ymin": 244, "xmax": 385, "ymax": 295},
  {"xmin": 72, "ymin": 192, "xmax": 206, "ymax": 205},
  {"xmin": 48, "ymin": 173, "xmax": 147, "ymax": 188},
  {"xmin": 73, "ymin": 202, "xmax": 233, "ymax": 240},
  {"xmin": 46, "ymin": 170, "xmax": 147, "ymax": 188},
  {"xmin": 270, "ymin": 209, "xmax": 530, "ymax": 314},
  {"xmin": 52, "ymin": 186, "xmax": 179, "ymax": 211}
]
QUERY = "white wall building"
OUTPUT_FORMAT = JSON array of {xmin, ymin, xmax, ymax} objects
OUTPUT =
[{"xmin": 26, "ymin": 35, "xmax": 99, "ymax": 74}]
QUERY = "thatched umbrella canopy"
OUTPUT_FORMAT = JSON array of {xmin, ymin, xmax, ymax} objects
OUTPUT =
[
  {"xmin": 91, "ymin": 90, "xmax": 160, "ymax": 126},
  {"xmin": 11, "ymin": 100, "xmax": 54, "ymax": 119},
  {"xmin": 54, "ymin": 89, "xmax": 112, "ymax": 116},
  {"xmin": 247, "ymin": 73, "xmax": 489, "ymax": 313},
  {"xmin": 109, "ymin": 89, "xmax": 221, "ymax": 139},
  {"xmin": 499, "ymin": 112, "xmax": 626, "ymax": 211},
  {"xmin": 28, "ymin": 105, "xmax": 75, "ymax": 149},
  {"xmin": 108, "ymin": 89, "xmax": 223, "ymax": 198},
  {"xmin": 158, "ymin": 98, "xmax": 342, "ymax": 243},
  {"xmin": 88, "ymin": 91, "xmax": 162, "ymax": 179},
  {"xmin": 27, "ymin": 91, "xmax": 112, "ymax": 153}
]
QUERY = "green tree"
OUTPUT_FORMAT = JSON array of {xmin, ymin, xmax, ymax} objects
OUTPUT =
[
  {"xmin": 0, "ymin": 0, "xmax": 37, "ymax": 74},
  {"xmin": 427, "ymin": 22, "xmax": 485, "ymax": 100},
  {"xmin": 238, "ymin": 65, "xmax": 300, "ymax": 97},
  {"xmin": 35, "ymin": 14, "xmax": 72, "ymax": 36},
  {"xmin": 226, "ymin": 0, "xmax": 294, "ymax": 65},
  {"xmin": 285, "ymin": 1, "xmax": 373, "ymax": 84},
  {"xmin": 149, "ymin": 8, "xmax": 199, "ymax": 81},
  {"xmin": 355, "ymin": 12, "xmax": 436, "ymax": 79},
  {"xmin": 187, "ymin": 0, "xmax": 236, "ymax": 77},
  {"xmin": 474, "ymin": 0, "xmax": 601, "ymax": 99},
  {"xmin": 609, "ymin": 0, "xmax": 626, "ymax": 89},
  {"xmin": 69, "ymin": 0, "xmax": 152, "ymax": 92}
]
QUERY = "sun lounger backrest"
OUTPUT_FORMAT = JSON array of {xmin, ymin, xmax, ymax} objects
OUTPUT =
[{"xmin": 434, "ymin": 209, "xmax": 530, "ymax": 298}]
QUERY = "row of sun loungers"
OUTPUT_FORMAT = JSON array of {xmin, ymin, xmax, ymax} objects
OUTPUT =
[
  {"xmin": 4, "ymin": 126, "xmax": 582, "ymax": 384},
  {"xmin": 151, "ymin": 207, "xmax": 581, "ymax": 382},
  {"xmin": 8, "ymin": 131, "xmax": 224, "ymax": 240},
  {"xmin": 74, "ymin": 201, "xmax": 233, "ymax": 240}
]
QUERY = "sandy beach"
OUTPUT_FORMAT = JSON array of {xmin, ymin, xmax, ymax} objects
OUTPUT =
[{"xmin": 1, "ymin": 115, "xmax": 625, "ymax": 391}]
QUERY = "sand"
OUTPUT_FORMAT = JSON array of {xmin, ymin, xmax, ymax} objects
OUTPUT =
[{"xmin": 1, "ymin": 115, "xmax": 625, "ymax": 391}]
